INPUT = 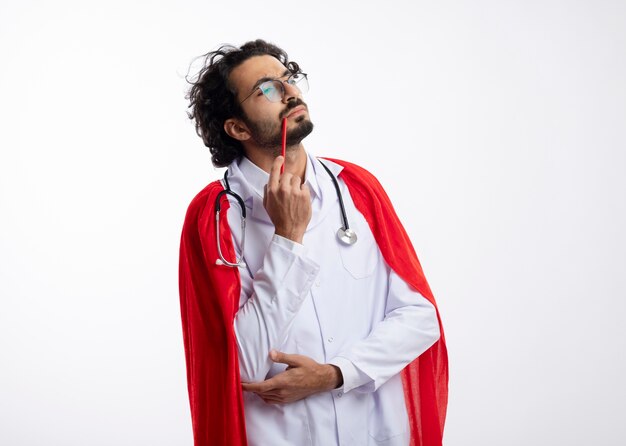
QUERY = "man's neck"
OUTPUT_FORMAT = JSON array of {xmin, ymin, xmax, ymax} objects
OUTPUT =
[{"xmin": 245, "ymin": 144, "xmax": 307, "ymax": 183}]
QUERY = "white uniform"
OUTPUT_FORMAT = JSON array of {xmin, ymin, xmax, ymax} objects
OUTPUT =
[{"xmin": 223, "ymin": 150, "xmax": 440, "ymax": 446}]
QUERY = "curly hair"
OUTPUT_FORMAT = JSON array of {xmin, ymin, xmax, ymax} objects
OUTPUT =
[{"xmin": 185, "ymin": 39, "xmax": 301, "ymax": 167}]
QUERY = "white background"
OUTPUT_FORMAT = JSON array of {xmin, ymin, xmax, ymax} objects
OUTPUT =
[{"xmin": 1, "ymin": 1, "xmax": 625, "ymax": 445}]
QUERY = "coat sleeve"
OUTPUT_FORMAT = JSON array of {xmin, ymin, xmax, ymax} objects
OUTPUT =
[{"xmin": 234, "ymin": 234, "xmax": 320, "ymax": 383}]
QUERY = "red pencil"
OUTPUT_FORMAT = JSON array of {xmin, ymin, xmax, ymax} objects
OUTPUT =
[{"xmin": 280, "ymin": 117, "xmax": 287, "ymax": 174}]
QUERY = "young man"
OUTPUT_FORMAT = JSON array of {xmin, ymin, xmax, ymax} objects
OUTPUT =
[{"xmin": 179, "ymin": 39, "xmax": 448, "ymax": 446}]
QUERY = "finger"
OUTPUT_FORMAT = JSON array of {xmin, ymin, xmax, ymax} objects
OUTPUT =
[
  {"xmin": 268, "ymin": 156, "xmax": 284, "ymax": 190},
  {"xmin": 279, "ymin": 171, "xmax": 293, "ymax": 191},
  {"xmin": 270, "ymin": 350, "xmax": 303, "ymax": 367},
  {"xmin": 263, "ymin": 184, "xmax": 268, "ymax": 207},
  {"xmin": 242, "ymin": 382, "xmax": 269, "ymax": 393},
  {"xmin": 259, "ymin": 389, "xmax": 286, "ymax": 400},
  {"xmin": 246, "ymin": 373, "xmax": 282, "ymax": 392},
  {"xmin": 254, "ymin": 390, "xmax": 282, "ymax": 398},
  {"xmin": 262, "ymin": 397, "xmax": 283, "ymax": 405},
  {"xmin": 289, "ymin": 173, "xmax": 302, "ymax": 188},
  {"xmin": 300, "ymin": 182, "xmax": 310, "ymax": 195}
]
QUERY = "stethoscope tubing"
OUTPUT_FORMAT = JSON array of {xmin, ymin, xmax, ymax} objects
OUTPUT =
[
  {"xmin": 317, "ymin": 160, "xmax": 351, "ymax": 232},
  {"xmin": 215, "ymin": 157, "xmax": 354, "ymax": 268}
]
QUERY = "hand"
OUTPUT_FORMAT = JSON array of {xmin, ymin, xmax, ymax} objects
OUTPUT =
[
  {"xmin": 241, "ymin": 350, "xmax": 343, "ymax": 404},
  {"xmin": 263, "ymin": 156, "xmax": 312, "ymax": 244}
]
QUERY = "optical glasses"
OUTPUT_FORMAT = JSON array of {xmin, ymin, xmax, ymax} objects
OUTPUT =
[{"xmin": 240, "ymin": 72, "xmax": 309, "ymax": 104}]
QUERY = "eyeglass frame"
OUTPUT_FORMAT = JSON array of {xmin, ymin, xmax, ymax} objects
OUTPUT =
[{"xmin": 239, "ymin": 71, "xmax": 308, "ymax": 104}]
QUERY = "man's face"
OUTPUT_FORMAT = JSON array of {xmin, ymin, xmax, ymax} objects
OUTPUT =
[{"xmin": 229, "ymin": 55, "xmax": 313, "ymax": 150}]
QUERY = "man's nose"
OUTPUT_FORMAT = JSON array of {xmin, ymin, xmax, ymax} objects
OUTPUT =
[{"xmin": 281, "ymin": 81, "xmax": 300, "ymax": 103}]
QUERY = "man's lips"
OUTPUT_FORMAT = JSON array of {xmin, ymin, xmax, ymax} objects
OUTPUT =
[{"xmin": 285, "ymin": 105, "xmax": 307, "ymax": 118}]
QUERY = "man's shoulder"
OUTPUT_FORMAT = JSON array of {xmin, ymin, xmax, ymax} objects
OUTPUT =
[
  {"xmin": 319, "ymin": 156, "xmax": 366, "ymax": 172},
  {"xmin": 319, "ymin": 157, "xmax": 384, "ymax": 190},
  {"xmin": 183, "ymin": 179, "xmax": 224, "ymax": 221}
]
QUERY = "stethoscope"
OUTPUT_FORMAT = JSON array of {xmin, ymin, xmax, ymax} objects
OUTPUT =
[{"xmin": 215, "ymin": 158, "xmax": 357, "ymax": 268}]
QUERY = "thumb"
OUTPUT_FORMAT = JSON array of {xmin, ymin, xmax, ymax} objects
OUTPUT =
[{"xmin": 269, "ymin": 350, "xmax": 302, "ymax": 367}]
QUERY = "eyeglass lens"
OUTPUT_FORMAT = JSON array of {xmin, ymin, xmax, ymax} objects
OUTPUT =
[{"xmin": 260, "ymin": 74, "xmax": 309, "ymax": 102}]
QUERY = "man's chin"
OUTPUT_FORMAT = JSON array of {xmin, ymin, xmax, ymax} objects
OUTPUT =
[{"xmin": 287, "ymin": 119, "xmax": 314, "ymax": 146}]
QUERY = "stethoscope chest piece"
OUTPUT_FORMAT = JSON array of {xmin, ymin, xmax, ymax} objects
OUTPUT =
[{"xmin": 337, "ymin": 227, "xmax": 357, "ymax": 245}]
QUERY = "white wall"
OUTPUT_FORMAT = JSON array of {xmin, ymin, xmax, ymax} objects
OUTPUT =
[{"xmin": 1, "ymin": 1, "xmax": 625, "ymax": 445}]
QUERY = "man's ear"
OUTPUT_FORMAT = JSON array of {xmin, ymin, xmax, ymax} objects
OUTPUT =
[{"xmin": 224, "ymin": 118, "xmax": 251, "ymax": 142}]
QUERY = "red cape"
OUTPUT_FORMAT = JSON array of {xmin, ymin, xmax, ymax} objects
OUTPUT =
[{"xmin": 179, "ymin": 157, "xmax": 448, "ymax": 445}]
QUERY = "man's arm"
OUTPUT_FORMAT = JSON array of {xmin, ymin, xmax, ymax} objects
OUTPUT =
[
  {"xmin": 234, "ymin": 155, "xmax": 320, "ymax": 383},
  {"xmin": 233, "ymin": 233, "xmax": 319, "ymax": 383},
  {"xmin": 242, "ymin": 263, "xmax": 440, "ymax": 403},
  {"xmin": 328, "ymin": 265, "xmax": 440, "ymax": 393}
]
